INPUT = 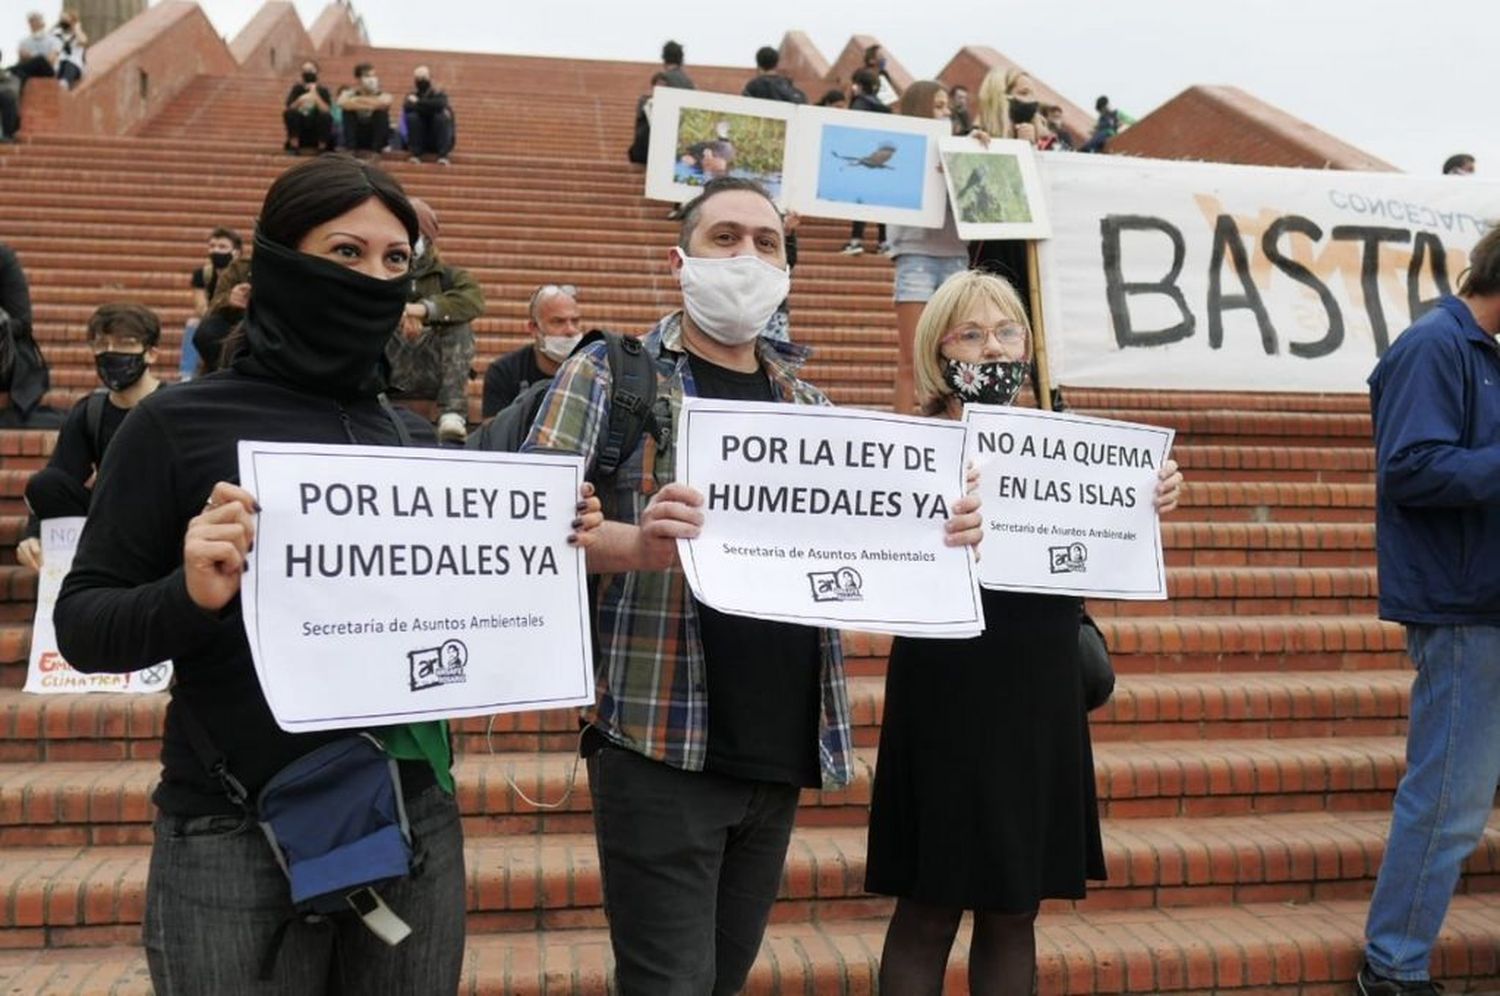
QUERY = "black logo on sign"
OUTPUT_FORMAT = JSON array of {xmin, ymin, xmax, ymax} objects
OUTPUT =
[
  {"xmin": 137, "ymin": 664, "xmax": 171, "ymax": 688},
  {"xmin": 808, "ymin": 566, "xmax": 864, "ymax": 603},
  {"xmin": 1049, "ymin": 543, "xmax": 1088, "ymax": 574},
  {"xmin": 408, "ymin": 639, "xmax": 469, "ymax": 692}
]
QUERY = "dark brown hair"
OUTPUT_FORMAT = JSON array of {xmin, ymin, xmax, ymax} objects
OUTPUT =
[
  {"xmin": 676, "ymin": 176, "xmax": 780, "ymax": 250},
  {"xmin": 1459, "ymin": 224, "xmax": 1500, "ymax": 298},
  {"xmin": 257, "ymin": 154, "xmax": 419, "ymax": 250},
  {"xmin": 898, "ymin": 80, "xmax": 944, "ymax": 119},
  {"xmin": 87, "ymin": 302, "xmax": 161, "ymax": 348}
]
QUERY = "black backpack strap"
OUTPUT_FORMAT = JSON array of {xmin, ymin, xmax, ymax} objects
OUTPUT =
[
  {"xmin": 595, "ymin": 332, "xmax": 659, "ymax": 479},
  {"xmin": 376, "ymin": 393, "xmax": 414, "ymax": 447},
  {"xmin": 84, "ymin": 390, "xmax": 108, "ymax": 466}
]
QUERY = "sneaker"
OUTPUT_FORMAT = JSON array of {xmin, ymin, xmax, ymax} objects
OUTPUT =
[
  {"xmin": 840, "ymin": 241, "xmax": 865, "ymax": 256},
  {"xmin": 437, "ymin": 412, "xmax": 467, "ymax": 445},
  {"xmin": 877, "ymin": 240, "xmax": 894, "ymax": 256},
  {"xmin": 437, "ymin": 156, "xmax": 450, "ymax": 167},
  {"xmin": 665, "ymin": 206, "xmax": 685, "ymax": 221},
  {"xmin": 1355, "ymin": 964, "xmax": 1444, "ymax": 995},
  {"xmin": 408, "ymin": 154, "xmax": 422, "ymax": 164}
]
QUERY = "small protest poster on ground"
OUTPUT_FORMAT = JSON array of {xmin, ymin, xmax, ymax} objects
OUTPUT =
[
  {"xmin": 674, "ymin": 399, "xmax": 983, "ymax": 637},
  {"xmin": 962, "ymin": 406, "xmax": 1173, "ymax": 599},
  {"xmin": 237, "ymin": 443, "xmax": 594, "ymax": 732},
  {"xmin": 24, "ymin": 517, "xmax": 173, "ymax": 694}
]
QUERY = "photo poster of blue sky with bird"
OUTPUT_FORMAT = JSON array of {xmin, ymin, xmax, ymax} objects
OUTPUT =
[
  {"xmin": 785, "ymin": 107, "xmax": 949, "ymax": 228},
  {"xmin": 816, "ymin": 125, "xmax": 926, "ymax": 210}
]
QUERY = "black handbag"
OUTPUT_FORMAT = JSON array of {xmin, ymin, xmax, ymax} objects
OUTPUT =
[{"xmin": 1079, "ymin": 610, "xmax": 1115, "ymax": 711}]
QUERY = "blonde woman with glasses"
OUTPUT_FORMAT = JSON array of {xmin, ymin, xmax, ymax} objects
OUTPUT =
[{"xmin": 865, "ymin": 269, "xmax": 1182, "ymax": 995}]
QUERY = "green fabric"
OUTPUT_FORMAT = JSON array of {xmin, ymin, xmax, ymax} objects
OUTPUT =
[{"xmin": 381, "ymin": 720, "xmax": 454, "ymax": 793}]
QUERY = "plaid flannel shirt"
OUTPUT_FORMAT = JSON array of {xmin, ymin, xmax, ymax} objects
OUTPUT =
[{"xmin": 523, "ymin": 312, "xmax": 854, "ymax": 789}]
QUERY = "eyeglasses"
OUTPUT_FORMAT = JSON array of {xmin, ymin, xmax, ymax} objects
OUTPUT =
[{"xmin": 940, "ymin": 323, "xmax": 1028, "ymax": 349}]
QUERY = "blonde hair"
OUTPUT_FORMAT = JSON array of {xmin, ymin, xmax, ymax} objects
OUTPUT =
[
  {"xmin": 913, "ymin": 269, "xmax": 1031, "ymax": 413},
  {"xmin": 976, "ymin": 67, "xmax": 1031, "ymax": 139}
]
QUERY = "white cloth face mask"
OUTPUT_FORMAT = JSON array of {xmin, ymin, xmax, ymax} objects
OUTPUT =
[{"xmin": 674, "ymin": 250, "xmax": 790, "ymax": 346}]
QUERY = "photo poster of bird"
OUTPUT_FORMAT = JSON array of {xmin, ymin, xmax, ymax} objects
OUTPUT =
[
  {"xmin": 816, "ymin": 125, "xmax": 927, "ymax": 209},
  {"xmin": 937, "ymin": 136, "xmax": 1052, "ymax": 241},
  {"xmin": 644, "ymin": 88, "xmax": 798, "ymax": 207}
]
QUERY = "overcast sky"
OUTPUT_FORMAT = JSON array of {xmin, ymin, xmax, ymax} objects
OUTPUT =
[{"xmin": 188, "ymin": 0, "xmax": 1489, "ymax": 176}]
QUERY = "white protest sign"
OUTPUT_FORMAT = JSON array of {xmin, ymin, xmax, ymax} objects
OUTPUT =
[
  {"xmin": 1038, "ymin": 152, "xmax": 1500, "ymax": 392},
  {"xmin": 675, "ymin": 399, "xmax": 983, "ymax": 637},
  {"xmin": 963, "ymin": 406, "xmax": 1172, "ymax": 599},
  {"xmin": 24, "ymin": 517, "xmax": 173, "ymax": 694},
  {"xmin": 237, "ymin": 443, "xmax": 593, "ymax": 732}
]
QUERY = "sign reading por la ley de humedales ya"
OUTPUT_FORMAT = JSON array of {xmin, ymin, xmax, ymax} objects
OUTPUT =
[
  {"xmin": 24, "ymin": 517, "xmax": 174, "ymax": 694},
  {"xmin": 675, "ymin": 399, "xmax": 983, "ymax": 637},
  {"xmin": 237, "ymin": 442, "xmax": 594, "ymax": 732},
  {"xmin": 962, "ymin": 406, "xmax": 1173, "ymax": 600}
]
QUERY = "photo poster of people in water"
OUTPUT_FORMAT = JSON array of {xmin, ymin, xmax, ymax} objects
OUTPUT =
[
  {"xmin": 938, "ymin": 136, "xmax": 1051, "ymax": 241},
  {"xmin": 785, "ymin": 106, "xmax": 950, "ymax": 227},
  {"xmin": 644, "ymin": 88, "xmax": 796, "ymax": 206}
]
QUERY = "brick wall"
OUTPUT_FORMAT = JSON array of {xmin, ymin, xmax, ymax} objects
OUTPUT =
[
  {"xmin": 309, "ymin": 2, "xmax": 369, "ymax": 57},
  {"xmin": 229, "ymin": 1, "xmax": 316, "ymax": 78},
  {"xmin": 936, "ymin": 45, "xmax": 1092, "ymax": 142},
  {"xmin": 1108, "ymin": 85, "xmax": 1395, "ymax": 171}
]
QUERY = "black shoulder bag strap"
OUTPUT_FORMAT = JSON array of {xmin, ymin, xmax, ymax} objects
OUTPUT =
[
  {"xmin": 84, "ymin": 390, "xmax": 109, "ymax": 467},
  {"xmin": 376, "ymin": 393, "xmax": 414, "ymax": 447},
  {"xmin": 172, "ymin": 697, "xmax": 252, "ymax": 813}
]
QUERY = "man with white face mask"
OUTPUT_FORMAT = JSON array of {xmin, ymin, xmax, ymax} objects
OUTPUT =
[
  {"xmin": 481, "ymin": 284, "xmax": 581, "ymax": 417},
  {"xmin": 523, "ymin": 177, "xmax": 984, "ymax": 994}
]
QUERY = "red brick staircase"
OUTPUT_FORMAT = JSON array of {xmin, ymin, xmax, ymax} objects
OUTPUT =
[{"xmin": 0, "ymin": 39, "xmax": 1498, "ymax": 996}]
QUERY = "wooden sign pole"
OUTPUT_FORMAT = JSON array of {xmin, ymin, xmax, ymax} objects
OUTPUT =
[{"xmin": 1025, "ymin": 239, "xmax": 1053, "ymax": 411}]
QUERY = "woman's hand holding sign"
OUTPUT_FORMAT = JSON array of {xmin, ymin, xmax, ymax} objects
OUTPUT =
[
  {"xmin": 1154, "ymin": 459, "xmax": 1183, "ymax": 515},
  {"xmin": 185, "ymin": 481, "xmax": 259, "ymax": 612},
  {"xmin": 569, "ymin": 482, "xmax": 604, "ymax": 549}
]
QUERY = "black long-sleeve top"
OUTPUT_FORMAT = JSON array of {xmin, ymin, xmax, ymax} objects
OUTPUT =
[
  {"xmin": 54, "ymin": 368, "xmax": 435, "ymax": 816},
  {"xmin": 0, "ymin": 243, "xmax": 33, "ymax": 334}
]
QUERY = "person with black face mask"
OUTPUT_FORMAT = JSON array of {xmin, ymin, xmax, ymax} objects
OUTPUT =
[
  {"xmin": 866, "ymin": 269, "xmax": 1183, "ymax": 996},
  {"xmin": 282, "ymin": 59, "xmax": 332, "ymax": 154},
  {"xmin": 16, "ymin": 302, "xmax": 163, "ymax": 570},
  {"xmin": 52, "ymin": 154, "xmax": 603, "ymax": 995},
  {"xmin": 403, "ymin": 64, "xmax": 454, "ymax": 165},
  {"xmin": 183, "ymin": 226, "xmax": 243, "ymax": 381}
]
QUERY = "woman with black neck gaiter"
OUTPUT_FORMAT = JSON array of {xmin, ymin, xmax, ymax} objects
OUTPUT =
[{"xmin": 54, "ymin": 155, "xmax": 600, "ymax": 995}]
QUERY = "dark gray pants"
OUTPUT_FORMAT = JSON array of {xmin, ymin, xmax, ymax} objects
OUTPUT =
[
  {"xmin": 144, "ymin": 785, "xmax": 466, "ymax": 995},
  {"xmin": 587, "ymin": 743, "xmax": 801, "ymax": 995}
]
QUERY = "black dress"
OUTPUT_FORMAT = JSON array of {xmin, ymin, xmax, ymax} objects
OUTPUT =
[{"xmin": 865, "ymin": 589, "xmax": 1107, "ymax": 912}]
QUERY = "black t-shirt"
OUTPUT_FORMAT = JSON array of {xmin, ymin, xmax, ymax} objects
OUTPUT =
[
  {"xmin": 284, "ymin": 82, "xmax": 333, "ymax": 110},
  {"xmin": 189, "ymin": 263, "xmax": 223, "ymax": 302},
  {"xmin": 482, "ymin": 344, "xmax": 549, "ymax": 418},
  {"xmin": 687, "ymin": 351, "xmax": 822, "ymax": 787}
]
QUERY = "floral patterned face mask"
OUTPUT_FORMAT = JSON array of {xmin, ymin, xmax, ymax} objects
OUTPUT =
[{"xmin": 942, "ymin": 359, "xmax": 1028, "ymax": 406}]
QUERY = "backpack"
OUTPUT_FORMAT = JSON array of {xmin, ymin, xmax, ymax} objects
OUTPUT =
[
  {"xmin": 83, "ymin": 389, "xmax": 108, "ymax": 465},
  {"xmin": 467, "ymin": 331, "xmax": 664, "ymax": 482}
]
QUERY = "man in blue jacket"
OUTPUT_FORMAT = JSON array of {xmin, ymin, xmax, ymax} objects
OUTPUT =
[{"xmin": 1360, "ymin": 224, "xmax": 1500, "ymax": 996}]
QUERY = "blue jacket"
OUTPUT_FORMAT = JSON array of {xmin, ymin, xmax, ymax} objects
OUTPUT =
[{"xmin": 1369, "ymin": 295, "xmax": 1500, "ymax": 623}]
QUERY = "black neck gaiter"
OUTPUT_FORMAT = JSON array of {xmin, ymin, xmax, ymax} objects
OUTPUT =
[{"xmin": 237, "ymin": 232, "xmax": 408, "ymax": 400}]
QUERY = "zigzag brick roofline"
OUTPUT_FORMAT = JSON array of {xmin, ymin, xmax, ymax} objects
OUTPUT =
[{"xmin": 1110, "ymin": 84, "xmax": 1397, "ymax": 171}]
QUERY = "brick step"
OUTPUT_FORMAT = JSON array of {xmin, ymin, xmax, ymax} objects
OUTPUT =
[
  {"xmin": 3, "ymin": 893, "xmax": 1498, "ymax": 994},
  {"xmin": 1086, "ymin": 566, "xmax": 1379, "ymax": 619},
  {"xmin": 1097, "ymin": 615, "xmax": 1403, "ymax": 675},
  {"xmin": 0, "ymin": 667, "xmax": 1414, "ymax": 761},
  {"xmin": 1169, "ymin": 444, "xmax": 1372, "ymax": 484},
  {"xmin": 1161, "ymin": 522, "xmax": 1374, "ymax": 568},
  {"xmin": 0, "ymin": 812, "xmax": 1494, "ymax": 944},
  {"xmin": 0, "ymin": 737, "xmax": 1415, "ymax": 846},
  {"xmin": 1084, "ymin": 410, "xmax": 1372, "ymax": 446},
  {"xmin": 1173, "ymin": 482, "xmax": 1373, "ymax": 523}
]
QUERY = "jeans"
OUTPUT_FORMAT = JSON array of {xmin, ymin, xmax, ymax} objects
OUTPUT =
[
  {"xmin": 587, "ymin": 741, "xmax": 801, "ymax": 995},
  {"xmin": 342, "ymin": 109, "xmax": 390, "ymax": 152},
  {"xmin": 404, "ymin": 108, "xmax": 454, "ymax": 157},
  {"xmin": 892, "ymin": 253, "xmax": 968, "ymax": 303},
  {"xmin": 1364, "ymin": 624, "xmax": 1500, "ymax": 980},
  {"xmin": 144, "ymin": 784, "xmax": 466, "ymax": 995}
]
